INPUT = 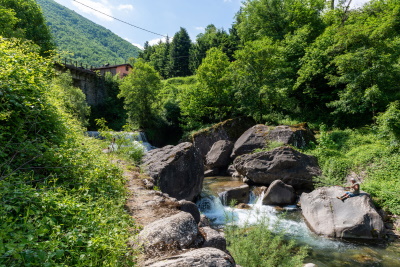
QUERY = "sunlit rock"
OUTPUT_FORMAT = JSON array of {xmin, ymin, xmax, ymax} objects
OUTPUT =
[
  {"xmin": 234, "ymin": 146, "xmax": 321, "ymax": 190},
  {"xmin": 300, "ymin": 186, "xmax": 385, "ymax": 239}
]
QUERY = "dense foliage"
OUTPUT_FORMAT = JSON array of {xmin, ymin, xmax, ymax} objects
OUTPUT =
[
  {"xmin": 138, "ymin": 0, "xmax": 399, "ymax": 132},
  {"xmin": 132, "ymin": 0, "xmax": 400, "ymax": 216},
  {"xmin": 225, "ymin": 216, "xmax": 308, "ymax": 267},
  {"xmin": 140, "ymin": 24, "xmax": 239, "ymax": 79},
  {"xmin": 0, "ymin": 0, "xmax": 55, "ymax": 55},
  {"xmin": 0, "ymin": 14, "xmax": 137, "ymax": 266},
  {"xmin": 119, "ymin": 59, "xmax": 162, "ymax": 129},
  {"xmin": 36, "ymin": 0, "xmax": 141, "ymax": 67}
]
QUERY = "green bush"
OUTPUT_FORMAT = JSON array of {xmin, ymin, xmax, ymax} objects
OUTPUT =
[
  {"xmin": 225, "ymin": 216, "xmax": 308, "ymax": 267},
  {"xmin": 376, "ymin": 101, "xmax": 400, "ymax": 146},
  {"xmin": 0, "ymin": 38, "xmax": 138, "ymax": 266},
  {"xmin": 306, "ymin": 126, "xmax": 400, "ymax": 215},
  {"xmin": 96, "ymin": 118, "xmax": 145, "ymax": 164},
  {"xmin": 363, "ymin": 155, "xmax": 400, "ymax": 215}
]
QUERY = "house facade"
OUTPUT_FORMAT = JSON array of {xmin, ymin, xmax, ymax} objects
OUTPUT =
[{"xmin": 91, "ymin": 63, "xmax": 132, "ymax": 78}]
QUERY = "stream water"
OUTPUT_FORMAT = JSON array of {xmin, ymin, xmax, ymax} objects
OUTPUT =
[{"xmin": 196, "ymin": 176, "xmax": 400, "ymax": 267}]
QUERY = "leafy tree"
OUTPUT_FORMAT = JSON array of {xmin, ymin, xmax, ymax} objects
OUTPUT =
[
  {"xmin": 230, "ymin": 37, "xmax": 292, "ymax": 122},
  {"xmin": 236, "ymin": 0, "xmax": 325, "ymax": 42},
  {"xmin": 119, "ymin": 59, "xmax": 162, "ymax": 129},
  {"xmin": 0, "ymin": 6, "xmax": 18, "ymax": 36},
  {"xmin": 376, "ymin": 101, "xmax": 400, "ymax": 145},
  {"xmin": 0, "ymin": 0, "xmax": 55, "ymax": 55},
  {"xmin": 169, "ymin": 27, "xmax": 192, "ymax": 77},
  {"xmin": 189, "ymin": 24, "xmax": 232, "ymax": 72},
  {"xmin": 139, "ymin": 41, "xmax": 153, "ymax": 61},
  {"xmin": 148, "ymin": 37, "xmax": 171, "ymax": 79},
  {"xmin": 49, "ymin": 71, "xmax": 90, "ymax": 126},
  {"xmin": 180, "ymin": 48, "xmax": 233, "ymax": 129},
  {"xmin": 296, "ymin": 0, "xmax": 400, "ymax": 125}
]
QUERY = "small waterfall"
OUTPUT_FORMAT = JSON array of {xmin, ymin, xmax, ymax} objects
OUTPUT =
[
  {"xmin": 196, "ymin": 185, "xmax": 352, "ymax": 250},
  {"xmin": 218, "ymin": 191, "xmax": 228, "ymax": 206},
  {"xmin": 196, "ymin": 195, "xmax": 227, "ymax": 225},
  {"xmin": 132, "ymin": 132, "xmax": 155, "ymax": 151},
  {"xmin": 254, "ymin": 190, "xmax": 265, "ymax": 207},
  {"xmin": 86, "ymin": 131, "xmax": 156, "ymax": 152},
  {"xmin": 248, "ymin": 191, "xmax": 257, "ymax": 204}
]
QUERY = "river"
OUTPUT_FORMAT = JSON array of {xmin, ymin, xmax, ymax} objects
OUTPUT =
[{"xmin": 196, "ymin": 177, "xmax": 400, "ymax": 267}]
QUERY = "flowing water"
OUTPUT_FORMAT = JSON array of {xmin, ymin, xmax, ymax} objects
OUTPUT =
[
  {"xmin": 197, "ymin": 177, "xmax": 400, "ymax": 267},
  {"xmin": 86, "ymin": 131, "xmax": 155, "ymax": 151}
]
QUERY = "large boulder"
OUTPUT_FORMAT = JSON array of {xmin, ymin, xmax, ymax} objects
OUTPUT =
[
  {"xmin": 138, "ymin": 212, "xmax": 199, "ymax": 253},
  {"xmin": 192, "ymin": 117, "xmax": 255, "ymax": 159},
  {"xmin": 262, "ymin": 180, "xmax": 296, "ymax": 205},
  {"xmin": 231, "ymin": 124, "xmax": 270, "ymax": 158},
  {"xmin": 201, "ymin": 227, "xmax": 227, "ymax": 251},
  {"xmin": 149, "ymin": 247, "xmax": 235, "ymax": 267},
  {"xmin": 218, "ymin": 184, "xmax": 250, "ymax": 205},
  {"xmin": 300, "ymin": 186, "xmax": 385, "ymax": 239},
  {"xmin": 178, "ymin": 200, "xmax": 201, "ymax": 224},
  {"xmin": 142, "ymin": 142, "xmax": 204, "ymax": 201},
  {"xmin": 234, "ymin": 146, "xmax": 321, "ymax": 190},
  {"xmin": 205, "ymin": 140, "xmax": 234, "ymax": 175},
  {"xmin": 266, "ymin": 123, "xmax": 316, "ymax": 149}
]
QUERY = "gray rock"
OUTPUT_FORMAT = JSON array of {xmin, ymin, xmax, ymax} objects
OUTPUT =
[
  {"xmin": 227, "ymin": 164, "xmax": 236, "ymax": 176},
  {"xmin": 231, "ymin": 124, "xmax": 270, "ymax": 158},
  {"xmin": 149, "ymin": 247, "xmax": 235, "ymax": 267},
  {"xmin": 178, "ymin": 200, "xmax": 201, "ymax": 224},
  {"xmin": 300, "ymin": 186, "xmax": 385, "ymax": 239},
  {"xmin": 303, "ymin": 264, "xmax": 318, "ymax": 267},
  {"xmin": 199, "ymin": 214, "xmax": 211, "ymax": 227},
  {"xmin": 205, "ymin": 140, "xmax": 234, "ymax": 173},
  {"xmin": 142, "ymin": 142, "xmax": 204, "ymax": 201},
  {"xmin": 192, "ymin": 117, "xmax": 255, "ymax": 159},
  {"xmin": 138, "ymin": 212, "xmax": 199, "ymax": 252},
  {"xmin": 205, "ymin": 168, "xmax": 220, "ymax": 177},
  {"xmin": 267, "ymin": 123, "xmax": 316, "ymax": 149},
  {"xmin": 253, "ymin": 186, "xmax": 268, "ymax": 198},
  {"xmin": 219, "ymin": 184, "xmax": 250, "ymax": 205},
  {"xmin": 234, "ymin": 146, "xmax": 321, "ymax": 190},
  {"xmin": 232, "ymin": 171, "xmax": 242, "ymax": 179},
  {"xmin": 262, "ymin": 180, "xmax": 296, "ymax": 205},
  {"xmin": 201, "ymin": 227, "xmax": 227, "ymax": 251}
]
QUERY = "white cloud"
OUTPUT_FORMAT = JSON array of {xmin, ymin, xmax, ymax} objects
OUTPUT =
[
  {"xmin": 132, "ymin": 43, "xmax": 144, "ymax": 50},
  {"xmin": 148, "ymin": 36, "xmax": 171, "ymax": 46},
  {"xmin": 224, "ymin": 0, "xmax": 232, "ymax": 2},
  {"xmin": 117, "ymin": 4, "xmax": 134, "ymax": 11},
  {"xmin": 195, "ymin": 26, "xmax": 205, "ymax": 31},
  {"xmin": 71, "ymin": 0, "xmax": 135, "ymax": 21},
  {"xmin": 72, "ymin": 0, "xmax": 114, "ymax": 21}
]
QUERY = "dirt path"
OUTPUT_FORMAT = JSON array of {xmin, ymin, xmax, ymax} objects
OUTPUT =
[{"xmin": 123, "ymin": 166, "xmax": 180, "ymax": 226}]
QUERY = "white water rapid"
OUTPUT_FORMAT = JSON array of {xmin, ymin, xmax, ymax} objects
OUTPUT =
[
  {"xmin": 196, "ymin": 192, "xmax": 353, "ymax": 250},
  {"xmin": 87, "ymin": 131, "xmax": 155, "ymax": 152}
]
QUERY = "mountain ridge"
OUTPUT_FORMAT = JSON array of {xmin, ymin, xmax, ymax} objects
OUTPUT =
[{"xmin": 36, "ymin": 0, "xmax": 141, "ymax": 67}]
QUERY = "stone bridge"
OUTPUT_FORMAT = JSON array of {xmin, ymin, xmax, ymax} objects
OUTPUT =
[{"xmin": 55, "ymin": 59, "xmax": 106, "ymax": 106}]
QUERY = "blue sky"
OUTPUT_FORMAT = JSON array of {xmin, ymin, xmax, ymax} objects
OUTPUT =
[
  {"xmin": 52, "ymin": 0, "xmax": 370, "ymax": 50},
  {"xmin": 53, "ymin": 0, "xmax": 243, "ymax": 49}
]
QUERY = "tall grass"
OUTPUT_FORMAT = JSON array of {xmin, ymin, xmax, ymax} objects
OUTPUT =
[
  {"xmin": 304, "ymin": 126, "xmax": 400, "ymax": 215},
  {"xmin": 224, "ymin": 211, "xmax": 308, "ymax": 267}
]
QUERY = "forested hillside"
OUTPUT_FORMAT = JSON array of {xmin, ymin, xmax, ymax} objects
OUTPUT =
[{"xmin": 36, "ymin": 0, "xmax": 141, "ymax": 66}]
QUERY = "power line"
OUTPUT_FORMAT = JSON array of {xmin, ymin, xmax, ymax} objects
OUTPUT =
[{"xmin": 72, "ymin": 0, "xmax": 167, "ymax": 38}]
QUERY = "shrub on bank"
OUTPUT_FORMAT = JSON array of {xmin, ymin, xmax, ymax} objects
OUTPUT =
[
  {"xmin": 0, "ymin": 38, "xmax": 138, "ymax": 266},
  {"xmin": 225, "ymin": 216, "xmax": 308, "ymax": 267},
  {"xmin": 306, "ymin": 126, "xmax": 399, "ymax": 215}
]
